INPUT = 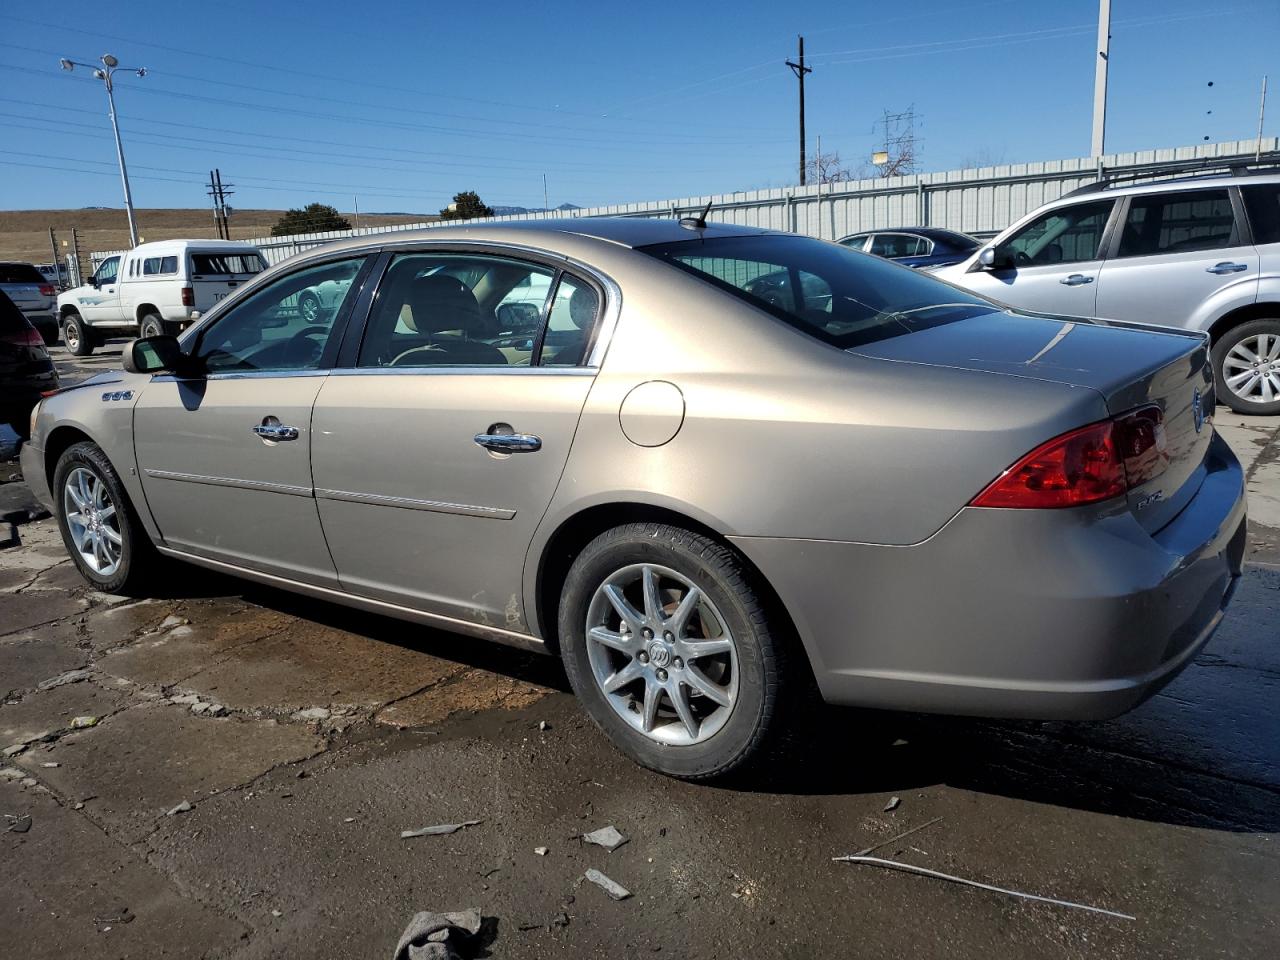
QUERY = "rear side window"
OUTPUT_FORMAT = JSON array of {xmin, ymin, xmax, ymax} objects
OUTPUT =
[
  {"xmin": 870, "ymin": 234, "xmax": 931, "ymax": 258},
  {"xmin": 189, "ymin": 253, "xmax": 266, "ymax": 276},
  {"xmin": 0, "ymin": 263, "xmax": 46, "ymax": 283},
  {"xmin": 143, "ymin": 256, "xmax": 178, "ymax": 275},
  {"xmin": 639, "ymin": 234, "xmax": 993, "ymax": 350},
  {"xmin": 1116, "ymin": 189, "xmax": 1239, "ymax": 258},
  {"xmin": 1242, "ymin": 184, "xmax": 1280, "ymax": 245}
]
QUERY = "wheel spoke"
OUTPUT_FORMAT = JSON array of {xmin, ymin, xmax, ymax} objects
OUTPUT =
[
  {"xmin": 684, "ymin": 664, "xmax": 732, "ymax": 707},
  {"xmin": 101, "ymin": 525, "xmax": 122, "ymax": 546},
  {"xmin": 668, "ymin": 586, "xmax": 701, "ymax": 636},
  {"xmin": 641, "ymin": 679, "xmax": 662, "ymax": 732},
  {"xmin": 77, "ymin": 471, "xmax": 93, "ymax": 510},
  {"xmin": 641, "ymin": 565, "xmax": 662, "ymax": 620},
  {"xmin": 602, "ymin": 584, "xmax": 643, "ymax": 632},
  {"xmin": 91, "ymin": 531, "xmax": 106, "ymax": 569},
  {"xmin": 98, "ymin": 504, "xmax": 116, "ymax": 522},
  {"xmin": 1238, "ymin": 373, "xmax": 1262, "ymax": 397},
  {"xmin": 588, "ymin": 625, "xmax": 632, "ymax": 654},
  {"xmin": 669, "ymin": 681, "xmax": 700, "ymax": 739},
  {"xmin": 681, "ymin": 637, "xmax": 733, "ymax": 660},
  {"xmin": 1263, "ymin": 375, "xmax": 1277, "ymax": 403},
  {"xmin": 602, "ymin": 659, "xmax": 644, "ymax": 695},
  {"xmin": 1227, "ymin": 369, "xmax": 1256, "ymax": 388},
  {"xmin": 66, "ymin": 484, "xmax": 87, "ymax": 511},
  {"xmin": 1230, "ymin": 343, "xmax": 1260, "ymax": 364},
  {"xmin": 92, "ymin": 477, "xmax": 106, "ymax": 508}
]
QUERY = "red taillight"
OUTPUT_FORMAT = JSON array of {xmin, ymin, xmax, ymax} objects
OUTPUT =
[
  {"xmin": 971, "ymin": 407, "xmax": 1169, "ymax": 509},
  {"xmin": 2, "ymin": 326, "xmax": 45, "ymax": 348},
  {"xmin": 181, "ymin": 286, "xmax": 194, "ymax": 307},
  {"xmin": 39, "ymin": 284, "xmax": 55, "ymax": 297}
]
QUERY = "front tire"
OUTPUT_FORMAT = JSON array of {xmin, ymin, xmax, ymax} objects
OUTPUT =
[
  {"xmin": 139, "ymin": 313, "xmax": 164, "ymax": 339},
  {"xmin": 1213, "ymin": 319, "xmax": 1280, "ymax": 415},
  {"xmin": 53, "ymin": 441, "xmax": 155, "ymax": 594},
  {"xmin": 559, "ymin": 522, "xmax": 791, "ymax": 780},
  {"xmin": 62, "ymin": 313, "xmax": 94, "ymax": 356}
]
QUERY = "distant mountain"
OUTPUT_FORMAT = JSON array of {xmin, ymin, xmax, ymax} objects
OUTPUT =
[{"xmin": 489, "ymin": 202, "xmax": 582, "ymax": 216}]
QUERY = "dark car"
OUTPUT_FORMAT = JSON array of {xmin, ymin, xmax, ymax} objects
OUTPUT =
[
  {"xmin": 1, "ymin": 290, "xmax": 58, "ymax": 438},
  {"xmin": 838, "ymin": 227, "xmax": 981, "ymax": 268}
]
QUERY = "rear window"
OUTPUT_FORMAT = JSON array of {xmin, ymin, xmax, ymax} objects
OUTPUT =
[
  {"xmin": 0, "ymin": 263, "xmax": 45, "ymax": 284},
  {"xmin": 638, "ymin": 234, "xmax": 995, "ymax": 349},
  {"xmin": 189, "ymin": 252, "xmax": 266, "ymax": 276}
]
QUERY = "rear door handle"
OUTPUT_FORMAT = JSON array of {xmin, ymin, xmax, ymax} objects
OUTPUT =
[
  {"xmin": 253, "ymin": 420, "xmax": 300, "ymax": 441},
  {"xmin": 1059, "ymin": 274, "xmax": 1094, "ymax": 286},
  {"xmin": 1206, "ymin": 262, "xmax": 1248, "ymax": 274},
  {"xmin": 474, "ymin": 433, "xmax": 542, "ymax": 453}
]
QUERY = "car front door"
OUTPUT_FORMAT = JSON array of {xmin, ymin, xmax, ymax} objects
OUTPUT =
[
  {"xmin": 1094, "ymin": 187, "xmax": 1259, "ymax": 329},
  {"xmin": 309, "ymin": 249, "xmax": 602, "ymax": 632},
  {"xmin": 133, "ymin": 254, "xmax": 372, "ymax": 584},
  {"xmin": 81, "ymin": 256, "xmax": 121, "ymax": 322},
  {"xmin": 959, "ymin": 199, "xmax": 1117, "ymax": 316}
]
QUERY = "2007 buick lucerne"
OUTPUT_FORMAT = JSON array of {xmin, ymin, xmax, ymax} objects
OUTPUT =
[{"xmin": 22, "ymin": 218, "xmax": 1246, "ymax": 779}]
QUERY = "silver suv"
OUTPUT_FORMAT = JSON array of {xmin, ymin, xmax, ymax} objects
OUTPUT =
[{"xmin": 932, "ymin": 171, "xmax": 1280, "ymax": 414}]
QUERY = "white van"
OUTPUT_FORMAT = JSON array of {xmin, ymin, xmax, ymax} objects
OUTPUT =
[{"xmin": 57, "ymin": 239, "xmax": 267, "ymax": 356}]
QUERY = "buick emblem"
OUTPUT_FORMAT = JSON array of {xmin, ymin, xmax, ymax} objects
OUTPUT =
[{"xmin": 1192, "ymin": 388, "xmax": 1204, "ymax": 434}]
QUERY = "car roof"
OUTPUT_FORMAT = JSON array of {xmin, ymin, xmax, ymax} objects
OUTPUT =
[{"xmin": 122, "ymin": 239, "xmax": 263, "ymax": 253}]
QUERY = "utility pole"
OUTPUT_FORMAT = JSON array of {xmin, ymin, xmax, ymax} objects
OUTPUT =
[
  {"xmin": 543, "ymin": 173, "xmax": 549, "ymax": 213},
  {"xmin": 206, "ymin": 169, "xmax": 233, "ymax": 239},
  {"xmin": 1091, "ymin": 0, "xmax": 1111, "ymax": 157},
  {"xmin": 48, "ymin": 228, "xmax": 60, "ymax": 286},
  {"xmin": 353, "ymin": 195, "xmax": 361, "ymax": 232},
  {"xmin": 1258, "ymin": 75, "xmax": 1269, "ymax": 162},
  {"xmin": 60, "ymin": 55, "xmax": 147, "ymax": 247},
  {"xmin": 786, "ymin": 36, "xmax": 812, "ymax": 186}
]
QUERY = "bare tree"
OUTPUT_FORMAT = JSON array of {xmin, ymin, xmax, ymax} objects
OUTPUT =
[{"xmin": 806, "ymin": 148, "xmax": 855, "ymax": 185}]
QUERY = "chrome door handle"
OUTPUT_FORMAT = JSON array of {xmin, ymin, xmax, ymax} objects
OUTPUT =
[
  {"xmin": 253, "ymin": 422, "xmax": 300, "ymax": 441},
  {"xmin": 474, "ymin": 433, "xmax": 542, "ymax": 453},
  {"xmin": 1059, "ymin": 274, "xmax": 1094, "ymax": 286},
  {"xmin": 1206, "ymin": 262, "xmax": 1248, "ymax": 274}
]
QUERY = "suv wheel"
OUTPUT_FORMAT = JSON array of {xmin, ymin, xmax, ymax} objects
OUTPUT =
[
  {"xmin": 52, "ymin": 441, "xmax": 155, "ymax": 594},
  {"xmin": 62, "ymin": 313, "xmax": 94, "ymax": 357},
  {"xmin": 139, "ymin": 313, "xmax": 164, "ymax": 339},
  {"xmin": 1213, "ymin": 319, "xmax": 1280, "ymax": 415},
  {"xmin": 559, "ymin": 522, "xmax": 797, "ymax": 780}
]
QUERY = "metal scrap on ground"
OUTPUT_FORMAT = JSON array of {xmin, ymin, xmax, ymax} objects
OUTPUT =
[
  {"xmin": 584, "ymin": 868, "xmax": 631, "ymax": 901},
  {"xmin": 400, "ymin": 820, "xmax": 483, "ymax": 839}
]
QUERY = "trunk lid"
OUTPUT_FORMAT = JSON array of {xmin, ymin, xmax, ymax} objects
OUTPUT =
[{"xmin": 854, "ymin": 310, "xmax": 1215, "ymax": 533}]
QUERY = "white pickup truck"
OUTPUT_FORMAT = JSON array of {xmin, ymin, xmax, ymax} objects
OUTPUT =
[{"xmin": 57, "ymin": 239, "xmax": 267, "ymax": 356}]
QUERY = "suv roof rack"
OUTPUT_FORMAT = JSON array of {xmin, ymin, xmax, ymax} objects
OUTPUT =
[{"xmin": 1061, "ymin": 155, "xmax": 1280, "ymax": 199}]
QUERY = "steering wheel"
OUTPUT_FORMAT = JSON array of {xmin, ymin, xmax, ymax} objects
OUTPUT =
[{"xmin": 281, "ymin": 325, "xmax": 329, "ymax": 367}]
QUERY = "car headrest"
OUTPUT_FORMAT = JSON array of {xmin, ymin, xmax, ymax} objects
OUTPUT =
[
  {"xmin": 568, "ymin": 285, "xmax": 598, "ymax": 330},
  {"xmin": 406, "ymin": 274, "xmax": 482, "ymax": 335}
]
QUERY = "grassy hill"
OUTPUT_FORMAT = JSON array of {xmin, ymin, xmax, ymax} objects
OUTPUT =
[{"xmin": 0, "ymin": 208, "xmax": 439, "ymax": 263}]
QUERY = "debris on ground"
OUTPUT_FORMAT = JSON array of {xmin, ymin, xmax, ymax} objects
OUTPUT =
[
  {"xmin": 69, "ymin": 716, "xmax": 99, "ymax": 729},
  {"xmin": 392, "ymin": 907, "xmax": 486, "ymax": 960},
  {"xmin": 883, "ymin": 796, "xmax": 901, "ymax": 812},
  {"xmin": 37, "ymin": 669, "xmax": 93, "ymax": 690},
  {"xmin": 584, "ymin": 869, "xmax": 631, "ymax": 901},
  {"xmin": 5, "ymin": 813, "xmax": 32, "ymax": 833},
  {"xmin": 401, "ymin": 820, "xmax": 482, "ymax": 839},
  {"xmin": 293, "ymin": 706, "xmax": 331, "ymax": 722},
  {"xmin": 539, "ymin": 720, "xmax": 550, "ymax": 731},
  {"xmin": 166, "ymin": 800, "xmax": 192, "ymax": 816},
  {"xmin": 271, "ymin": 909, "xmax": 283, "ymax": 918},
  {"xmin": 582, "ymin": 825, "xmax": 629, "ymax": 851},
  {"xmin": 534, "ymin": 846, "xmax": 549, "ymax": 856},
  {"xmin": 92, "ymin": 908, "xmax": 134, "ymax": 925},
  {"xmin": 832, "ymin": 855, "xmax": 1135, "ymax": 920},
  {"xmin": 843, "ymin": 816, "xmax": 944, "ymax": 859},
  {"xmin": 40, "ymin": 762, "xmax": 59, "ymax": 768},
  {"xmin": 2, "ymin": 744, "xmax": 26, "ymax": 758}
]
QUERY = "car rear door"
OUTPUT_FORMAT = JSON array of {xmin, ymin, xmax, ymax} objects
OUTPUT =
[
  {"xmin": 309, "ymin": 247, "xmax": 603, "ymax": 633},
  {"xmin": 132, "ymin": 254, "xmax": 372, "ymax": 584},
  {"xmin": 957, "ymin": 199, "xmax": 1117, "ymax": 316},
  {"xmin": 1094, "ymin": 187, "xmax": 1259, "ymax": 329}
]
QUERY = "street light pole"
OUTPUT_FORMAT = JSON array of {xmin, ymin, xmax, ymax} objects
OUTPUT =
[
  {"xmin": 1091, "ymin": 0, "xmax": 1111, "ymax": 158},
  {"xmin": 60, "ymin": 54, "xmax": 147, "ymax": 248}
]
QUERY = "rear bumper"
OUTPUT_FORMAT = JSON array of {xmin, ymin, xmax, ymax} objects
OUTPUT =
[{"xmin": 731, "ymin": 431, "xmax": 1247, "ymax": 721}]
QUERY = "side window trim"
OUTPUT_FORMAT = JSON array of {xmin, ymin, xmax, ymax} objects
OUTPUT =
[
  {"xmin": 1229, "ymin": 185, "xmax": 1255, "ymax": 248},
  {"xmin": 529, "ymin": 267, "xmax": 564, "ymax": 367}
]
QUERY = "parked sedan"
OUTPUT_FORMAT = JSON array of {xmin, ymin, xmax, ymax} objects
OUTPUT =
[
  {"xmin": 838, "ymin": 227, "xmax": 980, "ymax": 268},
  {"xmin": 1, "ymin": 290, "xmax": 58, "ymax": 438},
  {"xmin": 22, "ymin": 219, "xmax": 1245, "ymax": 779},
  {"xmin": 0, "ymin": 261, "xmax": 59, "ymax": 344}
]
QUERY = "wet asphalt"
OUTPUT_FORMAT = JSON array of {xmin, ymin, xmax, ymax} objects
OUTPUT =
[{"xmin": 1, "ymin": 341, "xmax": 1277, "ymax": 959}]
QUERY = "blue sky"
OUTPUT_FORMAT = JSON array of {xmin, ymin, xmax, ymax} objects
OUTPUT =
[{"xmin": 0, "ymin": 0, "xmax": 1276, "ymax": 213}]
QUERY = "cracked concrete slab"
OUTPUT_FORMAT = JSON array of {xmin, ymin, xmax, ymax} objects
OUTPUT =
[
  {"xmin": 376, "ymin": 668, "xmax": 550, "ymax": 728},
  {"xmin": 0, "ymin": 620, "xmax": 88, "ymax": 698},
  {"xmin": 1, "ymin": 680, "xmax": 128, "ymax": 747}
]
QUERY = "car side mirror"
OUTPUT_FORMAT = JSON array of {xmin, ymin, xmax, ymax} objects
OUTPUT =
[
  {"xmin": 87, "ymin": 276, "xmax": 99, "ymax": 288},
  {"xmin": 979, "ymin": 246, "xmax": 1015, "ymax": 271},
  {"xmin": 123, "ymin": 335, "xmax": 187, "ymax": 374}
]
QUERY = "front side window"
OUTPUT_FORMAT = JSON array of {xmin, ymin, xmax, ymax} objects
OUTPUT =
[
  {"xmin": 1243, "ymin": 184, "xmax": 1280, "ymax": 245},
  {"xmin": 95, "ymin": 257, "xmax": 119, "ymax": 285},
  {"xmin": 640, "ymin": 234, "xmax": 992, "ymax": 350},
  {"xmin": 1116, "ymin": 189, "xmax": 1238, "ymax": 258},
  {"xmin": 1002, "ymin": 199, "xmax": 1114, "ymax": 266},
  {"xmin": 196, "ymin": 256, "xmax": 366, "ymax": 373},
  {"xmin": 357, "ymin": 253, "xmax": 599, "ymax": 368}
]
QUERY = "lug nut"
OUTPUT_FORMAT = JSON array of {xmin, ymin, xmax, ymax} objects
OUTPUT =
[
  {"xmin": 673, "ymin": 657, "xmax": 683, "ymax": 669},
  {"xmin": 664, "ymin": 632, "xmax": 674, "ymax": 643},
  {"xmin": 656, "ymin": 668, "xmax": 668, "ymax": 681},
  {"xmin": 642, "ymin": 628, "xmax": 653, "ymax": 640},
  {"xmin": 638, "ymin": 651, "xmax": 649, "ymax": 664}
]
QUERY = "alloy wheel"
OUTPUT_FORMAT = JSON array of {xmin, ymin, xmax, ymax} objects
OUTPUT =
[
  {"xmin": 63, "ymin": 466, "xmax": 123, "ymax": 577},
  {"xmin": 299, "ymin": 293, "xmax": 320, "ymax": 323},
  {"xmin": 585, "ymin": 563, "xmax": 738, "ymax": 746},
  {"xmin": 1223, "ymin": 333, "xmax": 1280, "ymax": 404}
]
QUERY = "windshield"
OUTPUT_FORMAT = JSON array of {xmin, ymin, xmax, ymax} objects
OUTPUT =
[
  {"xmin": 189, "ymin": 252, "xmax": 267, "ymax": 277},
  {"xmin": 638, "ymin": 234, "xmax": 996, "ymax": 349}
]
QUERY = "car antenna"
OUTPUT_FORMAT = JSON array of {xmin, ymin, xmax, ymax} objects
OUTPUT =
[{"xmin": 679, "ymin": 200, "xmax": 713, "ymax": 231}]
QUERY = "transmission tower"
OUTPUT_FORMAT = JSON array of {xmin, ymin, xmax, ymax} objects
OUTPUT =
[{"xmin": 872, "ymin": 106, "xmax": 921, "ymax": 178}]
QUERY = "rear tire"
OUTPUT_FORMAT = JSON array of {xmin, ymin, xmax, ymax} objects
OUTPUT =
[
  {"xmin": 1213, "ymin": 319, "xmax": 1280, "ymax": 415},
  {"xmin": 139, "ymin": 313, "xmax": 164, "ymax": 339},
  {"xmin": 558, "ymin": 522, "xmax": 797, "ymax": 780},
  {"xmin": 297, "ymin": 291, "xmax": 322, "ymax": 324},
  {"xmin": 62, "ymin": 313, "xmax": 94, "ymax": 356},
  {"xmin": 52, "ymin": 441, "xmax": 156, "ymax": 595}
]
